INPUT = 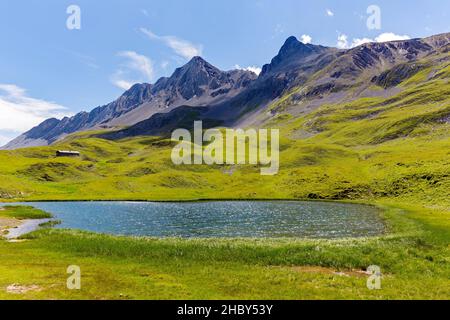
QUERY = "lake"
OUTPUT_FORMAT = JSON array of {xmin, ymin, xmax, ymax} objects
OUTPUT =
[{"xmin": 12, "ymin": 201, "xmax": 385, "ymax": 239}]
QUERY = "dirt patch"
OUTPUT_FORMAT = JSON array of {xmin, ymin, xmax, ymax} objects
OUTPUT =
[
  {"xmin": 6, "ymin": 284, "xmax": 42, "ymax": 294},
  {"xmin": 0, "ymin": 217, "xmax": 22, "ymax": 230}
]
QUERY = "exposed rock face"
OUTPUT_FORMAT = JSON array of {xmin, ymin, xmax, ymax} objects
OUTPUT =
[
  {"xmin": 109, "ymin": 33, "xmax": 450, "ymax": 139},
  {"xmin": 204, "ymin": 37, "xmax": 341, "ymax": 123},
  {"xmin": 3, "ymin": 32, "xmax": 450, "ymax": 148},
  {"xmin": 152, "ymin": 56, "xmax": 254, "ymax": 101},
  {"xmin": 260, "ymin": 36, "xmax": 333, "ymax": 76},
  {"xmin": 372, "ymin": 63, "xmax": 427, "ymax": 88},
  {"xmin": 89, "ymin": 83, "xmax": 154, "ymax": 124},
  {"xmin": 3, "ymin": 57, "xmax": 256, "ymax": 149},
  {"xmin": 102, "ymin": 106, "xmax": 217, "ymax": 139},
  {"xmin": 2, "ymin": 118, "xmax": 61, "ymax": 149}
]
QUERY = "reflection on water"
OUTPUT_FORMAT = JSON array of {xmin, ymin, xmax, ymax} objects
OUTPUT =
[{"xmin": 16, "ymin": 201, "xmax": 385, "ymax": 239}]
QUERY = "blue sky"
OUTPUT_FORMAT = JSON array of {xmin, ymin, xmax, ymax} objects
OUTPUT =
[{"xmin": 0, "ymin": 0, "xmax": 449, "ymax": 145}]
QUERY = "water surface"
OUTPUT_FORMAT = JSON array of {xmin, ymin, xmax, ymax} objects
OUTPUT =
[
  {"xmin": 5, "ymin": 219, "xmax": 50, "ymax": 239},
  {"xmin": 14, "ymin": 201, "xmax": 385, "ymax": 239}
]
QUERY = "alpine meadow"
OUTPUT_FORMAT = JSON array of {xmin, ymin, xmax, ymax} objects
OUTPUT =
[{"xmin": 0, "ymin": 1, "xmax": 449, "ymax": 302}]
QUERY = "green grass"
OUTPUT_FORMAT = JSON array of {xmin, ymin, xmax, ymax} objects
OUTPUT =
[
  {"xmin": 1, "ymin": 78, "xmax": 448, "ymax": 204},
  {"xmin": 0, "ymin": 203, "xmax": 448, "ymax": 299},
  {"xmin": 0, "ymin": 205, "xmax": 52, "ymax": 220},
  {"xmin": 0, "ymin": 52, "xmax": 448, "ymax": 299}
]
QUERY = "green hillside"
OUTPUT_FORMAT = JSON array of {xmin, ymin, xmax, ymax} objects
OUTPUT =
[
  {"xmin": 1, "ymin": 45, "xmax": 449, "ymax": 301},
  {"xmin": 1, "ymin": 59, "xmax": 449, "ymax": 213}
]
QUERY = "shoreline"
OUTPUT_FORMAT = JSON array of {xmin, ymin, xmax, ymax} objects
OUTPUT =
[
  {"xmin": 0, "ymin": 202, "xmax": 447, "ymax": 299},
  {"xmin": 0, "ymin": 217, "xmax": 51, "ymax": 240},
  {"xmin": 0, "ymin": 216, "xmax": 22, "ymax": 237},
  {"xmin": 0, "ymin": 200, "xmax": 390, "ymax": 241},
  {"xmin": 0, "ymin": 197, "xmax": 380, "ymax": 207}
]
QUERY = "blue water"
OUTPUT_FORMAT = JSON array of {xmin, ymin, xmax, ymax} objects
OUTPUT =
[{"xmin": 11, "ymin": 201, "xmax": 385, "ymax": 239}]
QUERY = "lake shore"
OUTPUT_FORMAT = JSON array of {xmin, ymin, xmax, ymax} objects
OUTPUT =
[
  {"xmin": 0, "ymin": 216, "xmax": 22, "ymax": 237},
  {"xmin": 1, "ymin": 218, "xmax": 51, "ymax": 240},
  {"xmin": 0, "ymin": 206, "xmax": 53, "ymax": 240},
  {"xmin": 8, "ymin": 200, "xmax": 386, "ymax": 239},
  {"xmin": 0, "ymin": 201, "xmax": 448, "ymax": 299}
]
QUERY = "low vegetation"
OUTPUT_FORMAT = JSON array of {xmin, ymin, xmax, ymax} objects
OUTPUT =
[
  {"xmin": 0, "ymin": 52, "xmax": 448, "ymax": 300},
  {"xmin": 0, "ymin": 206, "xmax": 52, "ymax": 220},
  {"xmin": 0, "ymin": 73, "xmax": 448, "ymax": 206},
  {"xmin": 0, "ymin": 203, "xmax": 448, "ymax": 299}
]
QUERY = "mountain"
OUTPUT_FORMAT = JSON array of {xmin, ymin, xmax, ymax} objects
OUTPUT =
[
  {"xmin": 105, "ymin": 57, "xmax": 256, "ymax": 127},
  {"xmin": 0, "ymin": 32, "xmax": 449, "ymax": 210},
  {"xmin": 260, "ymin": 36, "xmax": 333, "ymax": 76},
  {"xmin": 103, "ymin": 33, "xmax": 450, "ymax": 139},
  {"xmin": 103, "ymin": 38, "xmax": 341, "ymax": 139},
  {"xmin": 3, "ymin": 32, "xmax": 450, "ymax": 148},
  {"xmin": 2, "ymin": 57, "xmax": 256, "ymax": 149}
]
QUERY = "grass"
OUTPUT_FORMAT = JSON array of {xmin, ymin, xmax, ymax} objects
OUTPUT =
[
  {"xmin": 0, "ymin": 52, "xmax": 448, "ymax": 300},
  {"xmin": 0, "ymin": 203, "xmax": 448, "ymax": 299},
  {"xmin": 0, "ymin": 205, "xmax": 52, "ymax": 220}
]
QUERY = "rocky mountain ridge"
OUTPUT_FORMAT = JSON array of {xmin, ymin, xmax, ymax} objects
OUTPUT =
[{"xmin": 3, "ymin": 32, "xmax": 450, "ymax": 148}]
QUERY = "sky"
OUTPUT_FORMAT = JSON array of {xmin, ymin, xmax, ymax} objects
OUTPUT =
[{"xmin": 0, "ymin": 0, "xmax": 449, "ymax": 145}]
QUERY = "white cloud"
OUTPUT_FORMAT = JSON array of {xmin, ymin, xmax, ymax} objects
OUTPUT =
[
  {"xmin": 117, "ymin": 51, "xmax": 154, "ymax": 80},
  {"xmin": 374, "ymin": 32, "xmax": 410, "ymax": 43},
  {"xmin": 111, "ymin": 77, "xmax": 135, "ymax": 91},
  {"xmin": 111, "ymin": 51, "xmax": 154, "ymax": 90},
  {"xmin": 140, "ymin": 28, "xmax": 203, "ymax": 60},
  {"xmin": 337, "ymin": 34, "xmax": 349, "ymax": 49},
  {"xmin": 0, "ymin": 84, "xmax": 70, "ymax": 143},
  {"xmin": 326, "ymin": 9, "xmax": 334, "ymax": 17},
  {"xmin": 234, "ymin": 65, "xmax": 262, "ymax": 76},
  {"xmin": 350, "ymin": 37, "xmax": 373, "ymax": 47},
  {"xmin": 300, "ymin": 34, "xmax": 312, "ymax": 44},
  {"xmin": 337, "ymin": 32, "xmax": 411, "ymax": 49}
]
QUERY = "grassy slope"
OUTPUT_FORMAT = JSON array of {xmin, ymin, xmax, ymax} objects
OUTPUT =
[
  {"xmin": 0, "ymin": 73, "xmax": 448, "ymax": 208},
  {"xmin": 0, "ymin": 56, "xmax": 448, "ymax": 300}
]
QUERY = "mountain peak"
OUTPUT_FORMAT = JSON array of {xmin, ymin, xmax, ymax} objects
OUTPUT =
[
  {"xmin": 7, "ymin": 32, "xmax": 449, "ymax": 150},
  {"xmin": 174, "ymin": 56, "xmax": 219, "ymax": 75},
  {"xmin": 184, "ymin": 56, "xmax": 213, "ymax": 70},
  {"xmin": 150, "ymin": 55, "xmax": 256, "ymax": 102},
  {"xmin": 188, "ymin": 56, "xmax": 207, "ymax": 64},
  {"xmin": 283, "ymin": 36, "xmax": 301, "ymax": 47},
  {"xmin": 261, "ymin": 36, "xmax": 328, "ymax": 76},
  {"xmin": 279, "ymin": 36, "xmax": 314, "ymax": 57}
]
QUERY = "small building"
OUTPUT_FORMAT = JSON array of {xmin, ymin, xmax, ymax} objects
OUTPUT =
[{"xmin": 56, "ymin": 150, "xmax": 80, "ymax": 157}]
